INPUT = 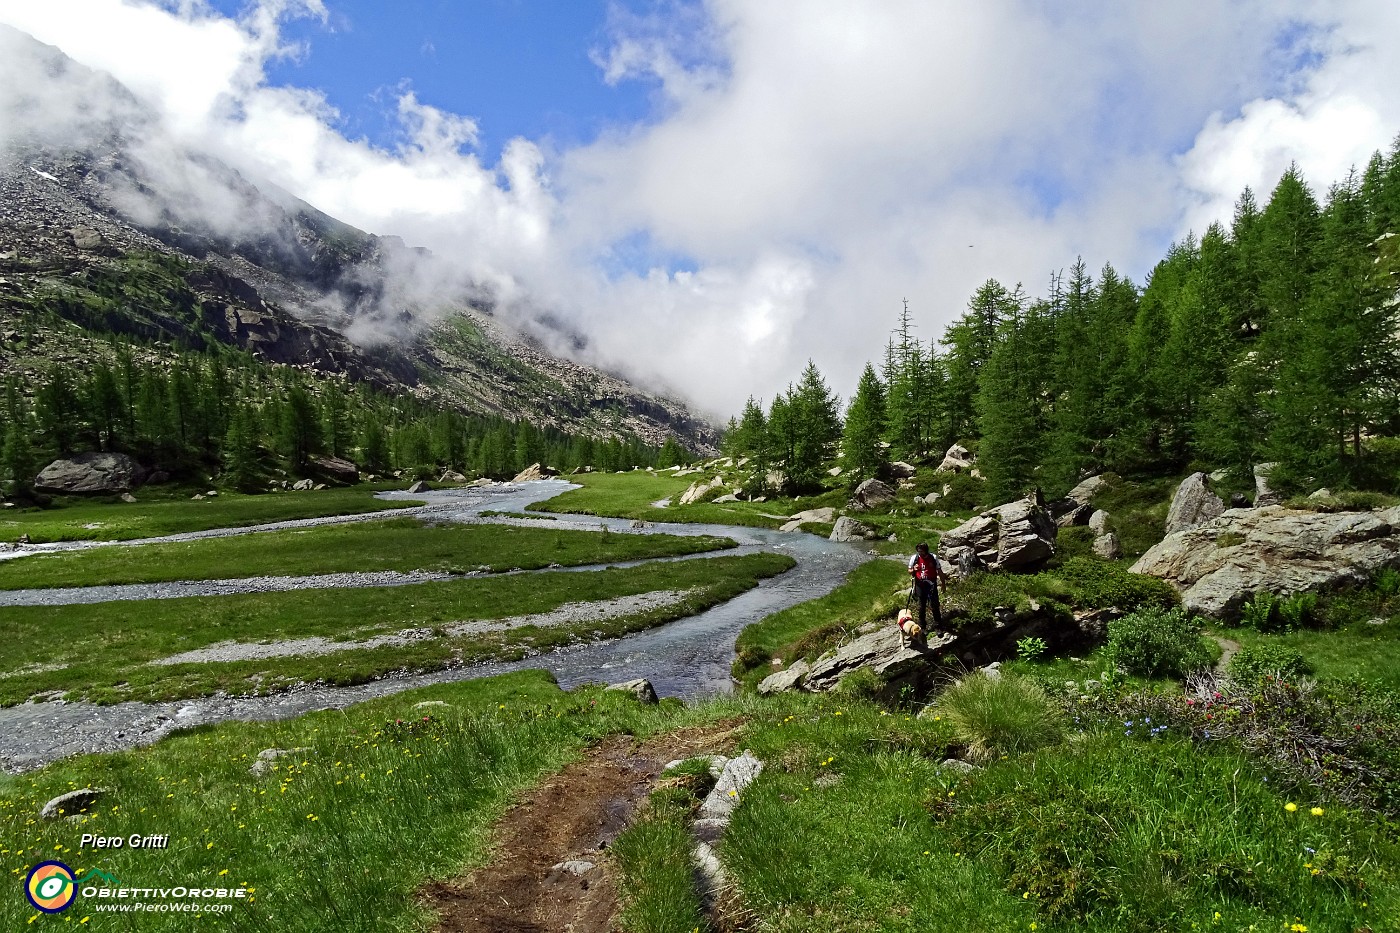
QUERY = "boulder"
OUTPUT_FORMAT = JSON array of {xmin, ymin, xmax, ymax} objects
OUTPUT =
[
  {"xmin": 250, "ymin": 747, "xmax": 313, "ymax": 777},
  {"xmin": 34, "ymin": 452, "xmax": 144, "ymax": 494},
  {"xmin": 1092, "ymin": 532, "xmax": 1122, "ymax": 560},
  {"xmin": 308, "ymin": 455, "xmax": 359, "ymax": 482},
  {"xmin": 938, "ymin": 443, "xmax": 976, "ymax": 473},
  {"xmin": 68, "ymin": 226, "xmax": 103, "ymax": 250},
  {"xmin": 41, "ymin": 788, "xmax": 104, "ymax": 819},
  {"xmin": 788, "ymin": 506, "xmax": 835, "ymax": 525},
  {"xmin": 438, "ymin": 470, "xmax": 468, "ymax": 484},
  {"xmin": 1051, "ymin": 501, "xmax": 1093, "ymax": 528},
  {"xmin": 512, "ymin": 463, "xmax": 558, "ymax": 483},
  {"xmin": 802, "ymin": 626, "xmax": 943, "ymax": 692},
  {"xmin": 712, "ymin": 493, "xmax": 740, "ymax": 503},
  {"xmin": 291, "ymin": 478, "xmax": 314, "ymax": 491},
  {"xmin": 848, "ymin": 478, "xmax": 896, "ymax": 511},
  {"xmin": 1254, "ymin": 462, "xmax": 1282, "ymax": 507},
  {"xmin": 889, "ymin": 461, "xmax": 918, "ymax": 479},
  {"xmin": 1130, "ymin": 504, "xmax": 1400, "ymax": 618},
  {"xmin": 1088, "ymin": 509, "xmax": 1111, "ymax": 535},
  {"xmin": 605, "ymin": 678, "xmax": 658, "ymax": 704},
  {"xmin": 679, "ymin": 475, "xmax": 726, "ymax": 505},
  {"xmin": 406, "ymin": 480, "xmax": 431, "ymax": 494},
  {"xmin": 697, "ymin": 751, "xmax": 764, "ymax": 821},
  {"xmin": 765, "ymin": 469, "xmax": 788, "ymax": 491},
  {"xmin": 1164, "ymin": 472, "xmax": 1225, "ymax": 535},
  {"xmin": 827, "ymin": 466, "xmax": 843, "ymax": 477},
  {"xmin": 830, "ymin": 516, "xmax": 879, "ymax": 542},
  {"xmin": 757, "ymin": 659, "xmax": 810, "ymax": 695},
  {"xmin": 119, "ymin": 492, "xmax": 138, "ymax": 503},
  {"xmin": 940, "ymin": 490, "xmax": 1057, "ymax": 572},
  {"xmin": 1065, "ymin": 474, "xmax": 1110, "ymax": 505}
]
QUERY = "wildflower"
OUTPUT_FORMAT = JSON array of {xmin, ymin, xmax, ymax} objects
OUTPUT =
[
  {"xmin": 1309, "ymin": 807, "xmax": 1324, "ymax": 816},
  {"xmin": 1285, "ymin": 802, "xmax": 1298, "ymax": 812}
]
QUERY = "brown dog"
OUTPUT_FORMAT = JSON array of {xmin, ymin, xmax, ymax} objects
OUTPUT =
[{"xmin": 896, "ymin": 608, "xmax": 924, "ymax": 648}]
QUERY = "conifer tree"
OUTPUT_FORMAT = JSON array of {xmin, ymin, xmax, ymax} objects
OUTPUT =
[{"xmin": 841, "ymin": 363, "xmax": 888, "ymax": 481}]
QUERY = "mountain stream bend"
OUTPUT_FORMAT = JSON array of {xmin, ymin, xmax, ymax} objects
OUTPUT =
[{"xmin": 0, "ymin": 480, "xmax": 872, "ymax": 773}]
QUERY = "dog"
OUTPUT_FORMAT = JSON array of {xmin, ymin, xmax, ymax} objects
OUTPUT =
[{"xmin": 896, "ymin": 608, "xmax": 924, "ymax": 648}]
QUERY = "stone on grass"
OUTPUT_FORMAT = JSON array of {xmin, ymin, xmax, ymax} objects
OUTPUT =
[
  {"xmin": 1088, "ymin": 509, "xmax": 1111, "ymax": 535},
  {"xmin": 1093, "ymin": 532, "xmax": 1123, "ymax": 560},
  {"xmin": 35, "ymin": 452, "xmax": 144, "ymax": 494},
  {"xmin": 889, "ymin": 461, "xmax": 918, "ymax": 479},
  {"xmin": 757, "ymin": 659, "xmax": 810, "ymax": 695},
  {"xmin": 605, "ymin": 678, "xmax": 658, "ymax": 704},
  {"xmin": 829, "ymin": 516, "xmax": 879, "ymax": 543},
  {"xmin": 847, "ymin": 478, "xmax": 896, "ymax": 511},
  {"xmin": 250, "ymin": 747, "xmax": 313, "ymax": 777},
  {"xmin": 407, "ymin": 480, "xmax": 430, "ymax": 494},
  {"xmin": 938, "ymin": 443, "xmax": 976, "ymax": 473},
  {"xmin": 41, "ymin": 788, "xmax": 104, "ymax": 819},
  {"xmin": 511, "ymin": 463, "xmax": 558, "ymax": 483}
]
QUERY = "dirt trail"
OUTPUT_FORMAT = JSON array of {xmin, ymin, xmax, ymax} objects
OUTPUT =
[{"xmin": 422, "ymin": 723, "xmax": 737, "ymax": 933}]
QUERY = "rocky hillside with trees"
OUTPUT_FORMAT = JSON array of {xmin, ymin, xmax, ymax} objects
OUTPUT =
[{"xmin": 0, "ymin": 24, "xmax": 715, "ymax": 498}]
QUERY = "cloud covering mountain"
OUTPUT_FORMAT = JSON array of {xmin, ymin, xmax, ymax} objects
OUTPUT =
[{"xmin": 1, "ymin": 0, "xmax": 1397, "ymax": 418}]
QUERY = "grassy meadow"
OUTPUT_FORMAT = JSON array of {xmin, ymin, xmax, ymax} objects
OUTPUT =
[
  {"xmin": 0, "ymin": 485, "xmax": 422, "ymax": 544},
  {"xmin": 0, "ymin": 518, "xmax": 735, "ymax": 589}
]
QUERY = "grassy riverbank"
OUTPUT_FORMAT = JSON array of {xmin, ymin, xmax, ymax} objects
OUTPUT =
[
  {"xmin": 0, "ymin": 486, "xmax": 422, "ymax": 544},
  {"xmin": 0, "ymin": 519, "xmax": 735, "ymax": 590},
  {"xmin": 0, "ymin": 552, "xmax": 794, "ymax": 706}
]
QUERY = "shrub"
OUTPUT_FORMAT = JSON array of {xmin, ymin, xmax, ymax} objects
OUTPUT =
[
  {"xmin": 1053, "ymin": 557, "xmax": 1179, "ymax": 611},
  {"xmin": 837, "ymin": 666, "xmax": 884, "ymax": 700},
  {"xmin": 1238, "ymin": 590, "xmax": 1280, "ymax": 631},
  {"xmin": 1016, "ymin": 636, "xmax": 1048, "ymax": 662},
  {"xmin": 1376, "ymin": 567, "xmax": 1400, "ymax": 598},
  {"xmin": 1227, "ymin": 641, "xmax": 1313, "ymax": 683},
  {"xmin": 934, "ymin": 470, "xmax": 986, "ymax": 512},
  {"xmin": 1105, "ymin": 606, "xmax": 1212, "ymax": 679},
  {"xmin": 935, "ymin": 672, "xmax": 1064, "ymax": 762},
  {"xmin": 1278, "ymin": 591, "xmax": 1318, "ymax": 629},
  {"xmin": 1051, "ymin": 525, "xmax": 1095, "ymax": 563}
]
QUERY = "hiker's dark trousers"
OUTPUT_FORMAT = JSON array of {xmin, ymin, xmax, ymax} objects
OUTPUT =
[{"xmin": 913, "ymin": 579, "xmax": 940, "ymax": 629}]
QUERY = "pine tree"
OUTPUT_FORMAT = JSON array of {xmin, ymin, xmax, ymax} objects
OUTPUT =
[
  {"xmin": 786, "ymin": 361, "xmax": 841, "ymax": 490},
  {"xmin": 223, "ymin": 407, "xmax": 262, "ymax": 491},
  {"xmin": 976, "ymin": 307, "xmax": 1040, "ymax": 503},
  {"xmin": 944, "ymin": 280, "xmax": 1019, "ymax": 440},
  {"xmin": 280, "ymin": 383, "xmax": 322, "ymax": 470},
  {"xmin": 841, "ymin": 363, "xmax": 888, "ymax": 481}
]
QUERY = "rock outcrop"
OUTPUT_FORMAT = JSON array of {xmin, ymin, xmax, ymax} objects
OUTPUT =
[
  {"xmin": 889, "ymin": 461, "xmax": 918, "ymax": 479},
  {"xmin": 678, "ymin": 475, "xmax": 726, "ymax": 505},
  {"xmin": 511, "ymin": 463, "xmax": 558, "ymax": 483},
  {"xmin": 310, "ymin": 455, "xmax": 359, "ymax": 483},
  {"xmin": 1093, "ymin": 533, "xmax": 1123, "ymax": 560},
  {"xmin": 1164, "ymin": 472, "xmax": 1225, "ymax": 535},
  {"xmin": 847, "ymin": 478, "xmax": 896, "ymax": 511},
  {"xmin": 940, "ymin": 490, "xmax": 1057, "ymax": 573},
  {"xmin": 780, "ymin": 506, "xmax": 836, "ymax": 532},
  {"xmin": 1131, "ymin": 505, "xmax": 1400, "ymax": 618},
  {"xmin": 34, "ymin": 452, "xmax": 144, "ymax": 494},
  {"xmin": 1050, "ymin": 474, "xmax": 1109, "ymax": 527},
  {"xmin": 829, "ymin": 515, "xmax": 879, "ymax": 542},
  {"xmin": 938, "ymin": 443, "xmax": 977, "ymax": 473}
]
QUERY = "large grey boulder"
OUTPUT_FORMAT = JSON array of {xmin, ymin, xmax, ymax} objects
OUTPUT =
[
  {"xmin": 605, "ymin": 678, "xmax": 659, "ymax": 704},
  {"xmin": 1066, "ymin": 474, "xmax": 1110, "ymax": 505},
  {"xmin": 1164, "ymin": 472, "xmax": 1225, "ymax": 535},
  {"xmin": 938, "ymin": 443, "xmax": 976, "ymax": 473},
  {"xmin": 310, "ymin": 455, "xmax": 359, "ymax": 483},
  {"xmin": 1093, "ymin": 532, "xmax": 1123, "ymax": 560},
  {"xmin": 1088, "ymin": 509, "xmax": 1112, "ymax": 536},
  {"xmin": 511, "ymin": 462, "xmax": 558, "ymax": 483},
  {"xmin": 848, "ymin": 478, "xmax": 896, "ymax": 511},
  {"xmin": 757, "ymin": 659, "xmax": 810, "ymax": 695},
  {"xmin": 941, "ymin": 490, "xmax": 1057, "ymax": 572},
  {"xmin": 35, "ymin": 452, "xmax": 144, "ymax": 494},
  {"xmin": 830, "ymin": 515, "xmax": 879, "ymax": 542},
  {"xmin": 678, "ymin": 475, "xmax": 726, "ymax": 505},
  {"xmin": 802, "ymin": 626, "xmax": 945, "ymax": 692},
  {"xmin": 781, "ymin": 506, "xmax": 836, "ymax": 532},
  {"xmin": 889, "ymin": 461, "xmax": 918, "ymax": 479},
  {"xmin": 1131, "ymin": 505, "xmax": 1400, "ymax": 618}
]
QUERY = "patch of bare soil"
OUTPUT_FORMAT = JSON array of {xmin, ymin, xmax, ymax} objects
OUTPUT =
[{"xmin": 422, "ymin": 723, "xmax": 739, "ymax": 933}]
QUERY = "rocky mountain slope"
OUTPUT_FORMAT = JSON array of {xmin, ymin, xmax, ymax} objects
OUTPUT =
[{"xmin": 0, "ymin": 24, "xmax": 716, "ymax": 451}]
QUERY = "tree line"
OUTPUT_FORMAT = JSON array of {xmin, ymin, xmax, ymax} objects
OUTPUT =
[
  {"xmin": 726, "ymin": 137, "xmax": 1400, "ymax": 503},
  {"xmin": 1, "ymin": 346, "xmax": 686, "ymax": 497}
]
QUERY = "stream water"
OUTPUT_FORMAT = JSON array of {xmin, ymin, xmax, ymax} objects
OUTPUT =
[{"xmin": 0, "ymin": 480, "xmax": 873, "ymax": 772}]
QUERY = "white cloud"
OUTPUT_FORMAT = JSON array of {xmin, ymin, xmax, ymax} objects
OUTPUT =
[{"xmin": 1, "ymin": 0, "xmax": 1398, "ymax": 419}]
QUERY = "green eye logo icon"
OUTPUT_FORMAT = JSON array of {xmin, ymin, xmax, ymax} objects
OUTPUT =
[{"xmin": 26, "ymin": 860, "xmax": 77, "ymax": 913}]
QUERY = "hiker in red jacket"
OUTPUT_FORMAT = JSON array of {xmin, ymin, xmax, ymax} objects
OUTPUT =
[{"xmin": 908, "ymin": 542, "xmax": 949, "ymax": 632}]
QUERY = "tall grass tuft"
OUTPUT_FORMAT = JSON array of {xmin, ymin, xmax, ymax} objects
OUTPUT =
[{"xmin": 934, "ymin": 672, "xmax": 1064, "ymax": 763}]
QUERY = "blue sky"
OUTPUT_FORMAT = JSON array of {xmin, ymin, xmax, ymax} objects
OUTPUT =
[{"xmin": 209, "ymin": 0, "xmax": 659, "ymax": 161}]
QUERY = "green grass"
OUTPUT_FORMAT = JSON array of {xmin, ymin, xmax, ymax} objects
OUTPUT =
[
  {"xmin": 1229, "ymin": 617, "xmax": 1400, "ymax": 690},
  {"xmin": 934, "ymin": 671, "xmax": 1065, "ymax": 762},
  {"xmin": 612, "ymin": 789, "xmax": 711, "ymax": 933},
  {"xmin": 0, "ymin": 519, "xmax": 735, "ymax": 589},
  {"xmin": 0, "ymin": 552, "xmax": 795, "ymax": 705},
  {"xmin": 531, "ymin": 471, "xmax": 847, "ymax": 529},
  {"xmin": 0, "ymin": 671, "xmax": 729, "ymax": 931},
  {"xmin": 0, "ymin": 486, "xmax": 421, "ymax": 544},
  {"xmin": 732, "ymin": 559, "xmax": 908, "ymax": 686}
]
